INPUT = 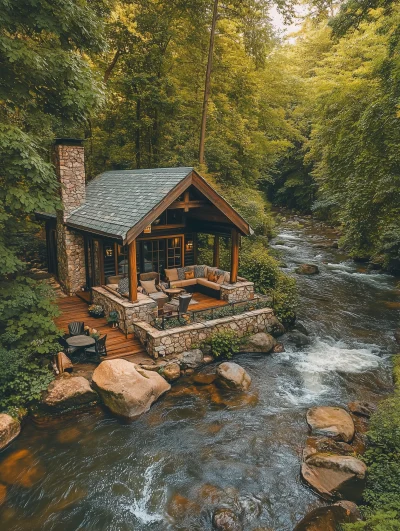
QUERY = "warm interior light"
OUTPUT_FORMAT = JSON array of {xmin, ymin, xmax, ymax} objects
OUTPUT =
[
  {"xmin": 185, "ymin": 240, "xmax": 193, "ymax": 251},
  {"xmin": 105, "ymin": 246, "xmax": 113, "ymax": 257}
]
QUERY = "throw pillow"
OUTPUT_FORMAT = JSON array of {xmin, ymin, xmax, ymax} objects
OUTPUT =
[
  {"xmin": 194, "ymin": 265, "xmax": 206, "ymax": 278},
  {"xmin": 117, "ymin": 277, "xmax": 129, "ymax": 295},
  {"xmin": 216, "ymin": 273, "xmax": 225, "ymax": 285},
  {"xmin": 224, "ymin": 272, "xmax": 231, "ymax": 283},
  {"xmin": 177, "ymin": 267, "xmax": 188, "ymax": 280},
  {"xmin": 140, "ymin": 279, "xmax": 158, "ymax": 294},
  {"xmin": 164, "ymin": 268, "xmax": 178, "ymax": 282},
  {"xmin": 184, "ymin": 270, "xmax": 195, "ymax": 280},
  {"xmin": 207, "ymin": 271, "xmax": 218, "ymax": 283}
]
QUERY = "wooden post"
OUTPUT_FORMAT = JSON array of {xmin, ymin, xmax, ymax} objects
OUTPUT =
[
  {"xmin": 114, "ymin": 242, "xmax": 119, "ymax": 276},
  {"xmin": 230, "ymin": 229, "xmax": 239, "ymax": 284},
  {"xmin": 98, "ymin": 240, "xmax": 105, "ymax": 286},
  {"xmin": 128, "ymin": 239, "xmax": 138, "ymax": 302},
  {"xmin": 213, "ymin": 234, "xmax": 220, "ymax": 268}
]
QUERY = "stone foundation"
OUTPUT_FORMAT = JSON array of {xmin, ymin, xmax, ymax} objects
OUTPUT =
[
  {"xmin": 92, "ymin": 287, "xmax": 158, "ymax": 335},
  {"xmin": 132, "ymin": 307, "xmax": 277, "ymax": 358},
  {"xmin": 220, "ymin": 281, "xmax": 254, "ymax": 302}
]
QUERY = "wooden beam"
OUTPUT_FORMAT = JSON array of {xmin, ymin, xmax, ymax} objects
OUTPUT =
[
  {"xmin": 114, "ymin": 242, "xmax": 119, "ymax": 276},
  {"xmin": 170, "ymin": 200, "xmax": 208, "ymax": 210},
  {"xmin": 230, "ymin": 229, "xmax": 239, "ymax": 284},
  {"xmin": 183, "ymin": 189, "xmax": 190, "ymax": 212},
  {"xmin": 128, "ymin": 239, "xmax": 138, "ymax": 303},
  {"xmin": 213, "ymin": 234, "xmax": 220, "ymax": 268}
]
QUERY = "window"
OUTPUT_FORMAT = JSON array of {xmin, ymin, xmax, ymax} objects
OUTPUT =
[
  {"xmin": 167, "ymin": 237, "xmax": 182, "ymax": 268},
  {"xmin": 143, "ymin": 239, "xmax": 166, "ymax": 272}
]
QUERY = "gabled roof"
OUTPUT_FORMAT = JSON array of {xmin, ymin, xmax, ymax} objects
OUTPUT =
[
  {"xmin": 66, "ymin": 167, "xmax": 193, "ymax": 240},
  {"xmin": 64, "ymin": 167, "xmax": 252, "ymax": 241}
]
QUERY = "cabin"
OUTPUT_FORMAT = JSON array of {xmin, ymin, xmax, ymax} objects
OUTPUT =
[{"xmin": 38, "ymin": 139, "xmax": 276, "ymax": 359}]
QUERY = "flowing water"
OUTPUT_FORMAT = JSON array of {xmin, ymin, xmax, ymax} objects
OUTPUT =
[{"xmin": 1, "ymin": 218, "xmax": 399, "ymax": 531}]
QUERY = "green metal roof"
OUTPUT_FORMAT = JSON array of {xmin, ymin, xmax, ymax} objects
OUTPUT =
[{"xmin": 66, "ymin": 167, "xmax": 193, "ymax": 239}]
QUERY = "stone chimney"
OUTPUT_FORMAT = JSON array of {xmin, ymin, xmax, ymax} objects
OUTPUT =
[
  {"xmin": 54, "ymin": 139, "xmax": 87, "ymax": 295},
  {"xmin": 53, "ymin": 138, "xmax": 86, "ymax": 221}
]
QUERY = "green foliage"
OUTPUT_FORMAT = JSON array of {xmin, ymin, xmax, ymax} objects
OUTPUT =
[
  {"xmin": 107, "ymin": 310, "xmax": 119, "ymax": 324},
  {"xmin": 345, "ymin": 357, "xmax": 400, "ymax": 530},
  {"xmin": 88, "ymin": 305, "xmax": 105, "ymax": 317},
  {"xmin": 239, "ymin": 240, "xmax": 297, "ymax": 324},
  {"xmin": 0, "ymin": 0, "xmax": 107, "ymax": 411},
  {"xmin": 0, "ymin": 346, "xmax": 54, "ymax": 412},
  {"xmin": 202, "ymin": 330, "xmax": 240, "ymax": 360}
]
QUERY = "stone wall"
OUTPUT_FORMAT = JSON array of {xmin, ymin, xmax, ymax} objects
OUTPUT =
[
  {"xmin": 92, "ymin": 287, "xmax": 158, "ymax": 335},
  {"xmin": 132, "ymin": 307, "xmax": 277, "ymax": 358},
  {"xmin": 54, "ymin": 144, "xmax": 86, "ymax": 221},
  {"xmin": 56, "ymin": 217, "xmax": 86, "ymax": 295},
  {"xmin": 54, "ymin": 142, "xmax": 87, "ymax": 295},
  {"xmin": 220, "ymin": 281, "xmax": 254, "ymax": 303}
]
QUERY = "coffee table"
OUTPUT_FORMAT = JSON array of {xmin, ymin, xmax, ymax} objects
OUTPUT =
[
  {"xmin": 66, "ymin": 335, "xmax": 95, "ymax": 348},
  {"xmin": 164, "ymin": 288, "xmax": 184, "ymax": 301}
]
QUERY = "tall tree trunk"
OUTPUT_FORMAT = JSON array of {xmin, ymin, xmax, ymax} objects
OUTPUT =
[
  {"xmin": 103, "ymin": 49, "xmax": 121, "ymax": 83},
  {"xmin": 136, "ymin": 99, "xmax": 141, "ymax": 169},
  {"xmin": 199, "ymin": 0, "xmax": 219, "ymax": 165}
]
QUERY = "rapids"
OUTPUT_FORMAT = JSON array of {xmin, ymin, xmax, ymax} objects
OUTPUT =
[{"xmin": 0, "ymin": 218, "xmax": 398, "ymax": 530}]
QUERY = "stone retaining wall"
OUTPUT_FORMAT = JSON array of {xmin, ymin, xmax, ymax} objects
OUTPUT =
[
  {"xmin": 92, "ymin": 287, "xmax": 157, "ymax": 335},
  {"xmin": 132, "ymin": 307, "xmax": 277, "ymax": 358},
  {"xmin": 220, "ymin": 281, "xmax": 254, "ymax": 302}
]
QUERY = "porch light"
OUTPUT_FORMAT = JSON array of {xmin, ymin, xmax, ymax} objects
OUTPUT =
[
  {"xmin": 105, "ymin": 246, "xmax": 113, "ymax": 257},
  {"xmin": 144, "ymin": 225, "xmax": 152, "ymax": 234},
  {"xmin": 185, "ymin": 240, "xmax": 193, "ymax": 251}
]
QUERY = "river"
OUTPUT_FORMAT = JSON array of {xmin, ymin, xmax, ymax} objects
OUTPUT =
[{"xmin": 0, "ymin": 217, "xmax": 399, "ymax": 530}]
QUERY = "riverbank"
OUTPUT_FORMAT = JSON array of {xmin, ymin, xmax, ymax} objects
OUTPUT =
[{"xmin": 0, "ymin": 215, "xmax": 398, "ymax": 530}]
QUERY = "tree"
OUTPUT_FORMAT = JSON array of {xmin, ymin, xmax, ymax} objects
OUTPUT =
[{"xmin": 0, "ymin": 0, "xmax": 106, "ymax": 410}]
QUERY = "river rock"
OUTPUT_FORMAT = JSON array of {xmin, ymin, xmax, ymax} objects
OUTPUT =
[
  {"xmin": 177, "ymin": 349, "xmax": 204, "ymax": 369},
  {"xmin": 301, "ymin": 453, "xmax": 367, "ymax": 501},
  {"xmin": 307, "ymin": 406, "xmax": 355, "ymax": 442},
  {"xmin": 42, "ymin": 376, "xmax": 98, "ymax": 411},
  {"xmin": 240, "ymin": 332, "xmax": 276, "ymax": 353},
  {"xmin": 217, "ymin": 362, "xmax": 251, "ymax": 391},
  {"xmin": 286, "ymin": 331, "xmax": 311, "ymax": 348},
  {"xmin": 294, "ymin": 502, "xmax": 361, "ymax": 531},
  {"xmin": 294, "ymin": 322, "xmax": 309, "ymax": 336},
  {"xmin": 163, "ymin": 362, "xmax": 181, "ymax": 382},
  {"xmin": 193, "ymin": 373, "xmax": 217, "ymax": 385},
  {"xmin": 212, "ymin": 508, "xmax": 242, "ymax": 531},
  {"xmin": 92, "ymin": 359, "xmax": 170, "ymax": 418},
  {"xmin": 295, "ymin": 264, "xmax": 320, "ymax": 275},
  {"xmin": 268, "ymin": 316, "xmax": 285, "ymax": 336},
  {"xmin": 348, "ymin": 401, "xmax": 376, "ymax": 418},
  {"xmin": 395, "ymin": 329, "xmax": 400, "ymax": 344},
  {"xmin": 273, "ymin": 342, "xmax": 285, "ymax": 353},
  {"xmin": 0, "ymin": 414, "xmax": 21, "ymax": 451}
]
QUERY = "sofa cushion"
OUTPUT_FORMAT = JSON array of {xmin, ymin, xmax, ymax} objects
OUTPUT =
[
  {"xmin": 118, "ymin": 277, "xmax": 129, "ymax": 295},
  {"xmin": 207, "ymin": 271, "xmax": 218, "ymax": 283},
  {"xmin": 197, "ymin": 278, "xmax": 221, "ymax": 291},
  {"xmin": 194, "ymin": 265, "xmax": 207, "ymax": 278},
  {"xmin": 216, "ymin": 273, "xmax": 225, "ymax": 285},
  {"xmin": 170, "ymin": 278, "xmax": 198, "ymax": 288},
  {"xmin": 184, "ymin": 270, "xmax": 195, "ymax": 280},
  {"xmin": 140, "ymin": 279, "xmax": 158, "ymax": 294},
  {"xmin": 164, "ymin": 268, "xmax": 178, "ymax": 282}
]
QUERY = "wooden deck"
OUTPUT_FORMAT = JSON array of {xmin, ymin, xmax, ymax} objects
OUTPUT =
[{"xmin": 55, "ymin": 292, "xmax": 226, "ymax": 363}]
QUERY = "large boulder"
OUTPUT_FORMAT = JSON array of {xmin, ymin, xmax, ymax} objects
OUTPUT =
[
  {"xmin": 42, "ymin": 376, "xmax": 98, "ymax": 411},
  {"xmin": 92, "ymin": 359, "xmax": 170, "ymax": 419},
  {"xmin": 0, "ymin": 414, "xmax": 21, "ymax": 450},
  {"xmin": 295, "ymin": 264, "xmax": 320, "ymax": 275},
  {"xmin": 307, "ymin": 406, "xmax": 355, "ymax": 442},
  {"xmin": 301, "ymin": 453, "xmax": 367, "ymax": 501},
  {"xmin": 294, "ymin": 502, "xmax": 361, "ymax": 531},
  {"xmin": 217, "ymin": 362, "xmax": 251, "ymax": 391},
  {"xmin": 240, "ymin": 332, "xmax": 276, "ymax": 354},
  {"xmin": 177, "ymin": 349, "xmax": 204, "ymax": 369}
]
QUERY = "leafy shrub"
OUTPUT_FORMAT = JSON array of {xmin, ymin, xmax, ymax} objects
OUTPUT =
[
  {"xmin": 0, "ymin": 346, "xmax": 54, "ymax": 412},
  {"xmin": 239, "ymin": 240, "xmax": 297, "ymax": 325},
  {"xmin": 345, "ymin": 357, "xmax": 400, "ymax": 530},
  {"xmin": 202, "ymin": 330, "xmax": 240, "ymax": 359}
]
